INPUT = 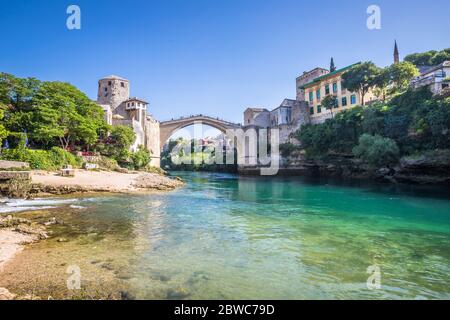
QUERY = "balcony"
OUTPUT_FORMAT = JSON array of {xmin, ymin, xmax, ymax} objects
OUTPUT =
[{"xmin": 411, "ymin": 71, "xmax": 447, "ymax": 89}]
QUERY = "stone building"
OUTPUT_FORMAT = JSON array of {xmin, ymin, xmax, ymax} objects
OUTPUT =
[
  {"xmin": 296, "ymin": 67, "xmax": 329, "ymax": 101},
  {"xmin": 243, "ymin": 99, "xmax": 310, "ymax": 144},
  {"xmin": 410, "ymin": 61, "xmax": 450, "ymax": 94},
  {"xmin": 298, "ymin": 62, "xmax": 377, "ymax": 124},
  {"xmin": 97, "ymin": 75, "xmax": 160, "ymax": 167}
]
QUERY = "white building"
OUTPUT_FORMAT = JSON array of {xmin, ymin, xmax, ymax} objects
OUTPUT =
[{"xmin": 411, "ymin": 61, "xmax": 450, "ymax": 94}]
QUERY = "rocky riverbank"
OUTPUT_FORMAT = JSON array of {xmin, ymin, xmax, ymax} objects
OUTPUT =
[
  {"xmin": 0, "ymin": 170, "xmax": 184, "ymax": 198},
  {"xmin": 239, "ymin": 150, "xmax": 450, "ymax": 185},
  {"xmin": 0, "ymin": 215, "xmax": 51, "ymax": 300}
]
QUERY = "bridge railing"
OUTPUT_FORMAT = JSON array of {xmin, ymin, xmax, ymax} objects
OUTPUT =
[{"xmin": 160, "ymin": 114, "xmax": 241, "ymax": 126}]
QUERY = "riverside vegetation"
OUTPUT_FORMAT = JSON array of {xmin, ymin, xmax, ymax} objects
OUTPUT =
[
  {"xmin": 280, "ymin": 49, "xmax": 450, "ymax": 184},
  {"xmin": 0, "ymin": 73, "xmax": 178, "ymax": 198},
  {"xmin": 0, "ymin": 73, "xmax": 159, "ymax": 172}
]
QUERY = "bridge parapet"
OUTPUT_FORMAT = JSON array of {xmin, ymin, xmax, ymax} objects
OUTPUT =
[
  {"xmin": 159, "ymin": 114, "xmax": 241, "ymax": 149},
  {"xmin": 160, "ymin": 114, "xmax": 241, "ymax": 127}
]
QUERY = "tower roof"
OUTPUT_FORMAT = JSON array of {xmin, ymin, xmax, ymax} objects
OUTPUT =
[
  {"xmin": 394, "ymin": 40, "xmax": 400, "ymax": 64},
  {"xmin": 100, "ymin": 75, "xmax": 129, "ymax": 82}
]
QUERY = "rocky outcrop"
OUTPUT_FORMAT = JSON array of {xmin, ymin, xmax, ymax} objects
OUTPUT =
[
  {"xmin": 133, "ymin": 173, "xmax": 184, "ymax": 191},
  {"xmin": 239, "ymin": 150, "xmax": 450, "ymax": 185},
  {"xmin": 393, "ymin": 152, "xmax": 450, "ymax": 185}
]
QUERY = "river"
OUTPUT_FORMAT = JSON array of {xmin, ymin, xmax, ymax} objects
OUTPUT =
[{"xmin": 1, "ymin": 172, "xmax": 449, "ymax": 299}]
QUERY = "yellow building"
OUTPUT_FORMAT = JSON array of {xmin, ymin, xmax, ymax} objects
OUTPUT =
[{"xmin": 298, "ymin": 62, "xmax": 377, "ymax": 123}]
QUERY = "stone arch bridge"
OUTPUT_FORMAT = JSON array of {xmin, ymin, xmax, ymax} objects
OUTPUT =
[{"xmin": 159, "ymin": 115, "xmax": 241, "ymax": 148}]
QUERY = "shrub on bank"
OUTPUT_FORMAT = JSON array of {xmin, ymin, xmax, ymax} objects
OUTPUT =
[
  {"xmin": 279, "ymin": 143, "xmax": 299, "ymax": 157},
  {"xmin": 131, "ymin": 145, "xmax": 151, "ymax": 170},
  {"xmin": 1, "ymin": 147, "xmax": 81, "ymax": 170},
  {"xmin": 353, "ymin": 134, "xmax": 400, "ymax": 167}
]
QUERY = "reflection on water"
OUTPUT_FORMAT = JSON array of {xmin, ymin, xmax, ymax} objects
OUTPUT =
[{"xmin": 1, "ymin": 172, "xmax": 449, "ymax": 299}]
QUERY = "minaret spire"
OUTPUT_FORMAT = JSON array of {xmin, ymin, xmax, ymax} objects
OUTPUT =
[{"xmin": 394, "ymin": 40, "xmax": 399, "ymax": 64}]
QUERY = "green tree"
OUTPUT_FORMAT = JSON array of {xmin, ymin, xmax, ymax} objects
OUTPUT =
[
  {"xmin": 0, "ymin": 104, "xmax": 9, "ymax": 147},
  {"xmin": 373, "ymin": 67, "xmax": 390, "ymax": 101},
  {"xmin": 32, "ymin": 82, "xmax": 108, "ymax": 149},
  {"xmin": 353, "ymin": 134, "xmax": 400, "ymax": 167},
  {"xmin": 107, "ymin": 125, "xmax": 136, "ymax": 162},
  {"xmin": 341, "ymin": 62, "xmax": 380, "ymax": 106},
  {"xmin": 131, "ymin": 145, "xmax": 151, "ymax": 169},
  {"xmin": 405, "ymin": 49, "xmax": 450, "ymax": 66},
  {"xmin": 387, "ymin": 61, "xmax": 419, "ymax": 92},
  {"xmin": 321, "ymin": 94, "xmax": 337, "ymax": 118}
]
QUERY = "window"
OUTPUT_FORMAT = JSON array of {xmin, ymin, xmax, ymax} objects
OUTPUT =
[
  {"xmin": 325, "ymin": 84, "xmax": 330, "ymax": 95},
  {"xmin": 104, "ymin": 87, "xmax": 108, "ymax": 92},
  {"xmin": 309, "ymin": 91, "xmax": 314, "ymax": 102},
  {"xmin": 334, "ymin": 98, "xmax": 339, "ymax": 108},
  {"xmin": 333, "ymin": 82, "xmax": 338, "ymax": 93},
  {"xmin": 316, "ymin": 89, "xmax": 321, "ymax": 100},
  {"xmin": 310, "ymin": 107, "xmax": 314, "ymax": 115},
  {"xmin": 317, "ymin": 105, "xmax": 321, "ymax": 113},
  {"xmin": 108, "ymin": 81, "xmax": 112, "ymax": 86},
  {"xmin": 342, "ymin": 97, "xmax": 348, "ymax": 107},
  {"xmin": 351, "ymin": 94, "xmax": 357, "ymax": 105},
  {"xmin": 121, "ymin": 82, "xmax": 125, "ymax": 88}
]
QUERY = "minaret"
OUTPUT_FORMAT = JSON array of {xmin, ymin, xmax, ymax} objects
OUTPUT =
[
  {"xmin": 394, "ymin": 40, "xmax": 400, "ymax": 64},
  {"xmin": 330, "ymin": 57, "xmax": 336, "ymax": 72}
]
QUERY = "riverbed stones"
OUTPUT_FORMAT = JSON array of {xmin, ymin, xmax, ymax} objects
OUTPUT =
[{"xmin": 0, "ymin": 287, "xmax": 16, "ymax": 300}]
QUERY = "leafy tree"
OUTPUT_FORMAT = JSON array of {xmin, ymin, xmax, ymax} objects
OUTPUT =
[
  {"xmin": 373, "ymin": 67, "xmax": 390, "ymax": 101},
  {"xmin": 405, "ymin": 48, "xmax": 450, "ymax": 66},
  {"xmin": 425, "ymin": 98, "xmax": 450, "ymax": 148},
  {"xmin": 279, "ymin": 143, "xmax": 298, "ymax": 157},
  {"xmin": 341, "ymin": 62, "xmax": 380, "ymax": 106},
  {"xmin": 32, "ymin": 82, "xmax": 108, "ymax": 149},
  {"xmin": 362, "ymin": 103, "xmax": 386, "ymax": 135},
  {"xmin": 353, "ymin": 134, "xmax": 400, "ymax": 167},
  {"xmin": 131, "ymin": 145, "xmax": 151, "ymax": 169},
  {"xmin": 0, "ymin": 104, "xmax": 9, "ymax": 147},
  {"xmin": 387, "ymin": 61, "xmax": 419, "ymax": 91},
  {"xmin": 297, "ymin": 123, "xmax": 333, "ymax": 157},
  {"xmin": 321, "ymin": 94, "xmax": 337, "ymax": 118},
  {"xmin": 106, "ymin": 125, "xmax": 136, "ymax": 162}
]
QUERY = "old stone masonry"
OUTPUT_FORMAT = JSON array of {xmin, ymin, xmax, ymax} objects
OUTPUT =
[{"xmin": 96, "ymin": 75, "xmax": 161, "ymax": 167}]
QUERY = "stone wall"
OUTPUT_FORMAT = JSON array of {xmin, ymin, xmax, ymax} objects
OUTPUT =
[
  {"xmin": 145, "ymin": 117, "xmax": 161, "ymax": 167},
  {"xmin": 97, "ymin": 77, "xmax": 130, "ymax": 111}
]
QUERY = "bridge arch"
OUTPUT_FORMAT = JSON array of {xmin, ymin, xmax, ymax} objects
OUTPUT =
[{"xmin": 159, "ymin": 115, "xmax": 241, "ymax": 149}]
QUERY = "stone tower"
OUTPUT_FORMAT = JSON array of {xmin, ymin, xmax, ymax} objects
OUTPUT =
[
  {"xmin": 394, "ymin": 40, "xmax": 399, "ymax": 64},
  {"xmin": 97, "ymin": 75, "xmax": 130, "ymax": 111}
]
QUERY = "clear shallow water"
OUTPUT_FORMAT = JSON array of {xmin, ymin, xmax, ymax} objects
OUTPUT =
[{"xmin": 1, "ymin": 172, "xmax": 450, "ymax": 299}]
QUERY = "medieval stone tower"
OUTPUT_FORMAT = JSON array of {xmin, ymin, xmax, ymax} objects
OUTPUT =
[{"xmin": 97, "ymin": 75, "xmax": 130, "ymax": 111}]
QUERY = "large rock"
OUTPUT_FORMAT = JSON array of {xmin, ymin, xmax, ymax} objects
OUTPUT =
[
  {"xmin": 0, "ymin": 160, "xmax": 29, "ymax": 170},
  {"xmin": 0, "ymin": 171, "xmax": 31, "ymax": 181},
  {"xmin": 0, "ymin": 288, "xmax": 16, "ymax": 300}
]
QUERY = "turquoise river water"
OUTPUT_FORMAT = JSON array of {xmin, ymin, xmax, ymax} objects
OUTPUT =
[{"xmin": 1, "ymin": 172, "xmax": 449, "ymax": 300}]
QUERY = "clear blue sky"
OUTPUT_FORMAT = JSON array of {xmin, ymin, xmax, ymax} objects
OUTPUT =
[{"xmin": 1, "ymin": 0, "xmax": 449, "ymax": 124}]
